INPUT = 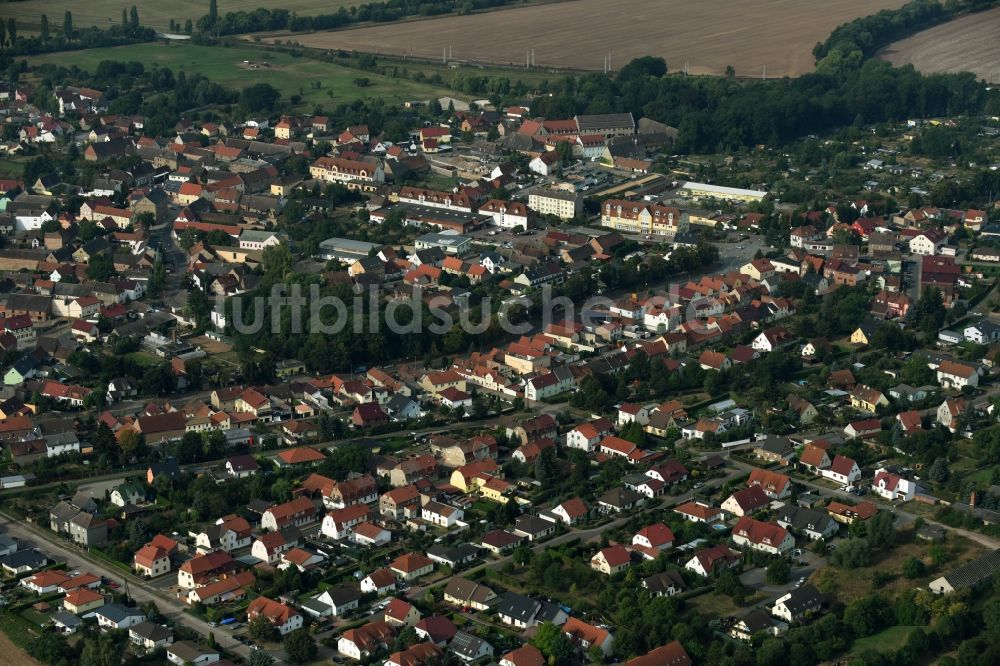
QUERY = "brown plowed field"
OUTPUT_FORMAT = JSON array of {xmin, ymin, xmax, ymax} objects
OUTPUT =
[
  {"xmin": 878, "ymin": 7, "xmax": 1000, "ymax": 83},
  {"xmin": 277, "ymin": 0, "xmax": 908, "ymax": 77}
]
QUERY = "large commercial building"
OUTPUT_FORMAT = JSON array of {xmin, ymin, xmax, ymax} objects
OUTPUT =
[
  {"xmin": 316, "ymin": 237, "xmax": 382, "ymax": 262},
  {"xmin": 679, "ymin": 181, "xmax": 767, "ymax": 203},
  {"xmin": 414, "ymin": 232, "xmax": 473, "ymax": 256},
  {"xmin": 371, "ymin": 204, "xmax": 488, "ymax": 234}
]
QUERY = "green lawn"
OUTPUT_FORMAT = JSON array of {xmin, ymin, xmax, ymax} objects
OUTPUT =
[
  {"xmin": 852, "ymin": 626, "xmax": 920, "ymax": 655},
  {"xmin": 0, "ymin": 159, "xmax": 28, "ymax": 178},
  {"xmin": 18, "ymin": 607, "xmax": 50, "ymax": 628},
  {"xmin": 28, "ymin": 42, "xmax": 461, "ymax": 108},
  {"xmin": 125, "ymin": 351, "xmax": 162, "ymax": 367}
]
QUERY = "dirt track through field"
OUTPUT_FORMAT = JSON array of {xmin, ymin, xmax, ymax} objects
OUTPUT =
[
  {"xmin": 277, "ymin": 0, "xmax": 907, "ymax": 77},
  {"xmin": 878, "ymin": 7, "xmax": 1000, "ymax": 83}
]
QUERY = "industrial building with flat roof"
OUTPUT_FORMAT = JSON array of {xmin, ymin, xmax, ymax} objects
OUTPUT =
[
  {"xmin": 316, "ymin": 237, "xmax": 383, "ymax": 262},
  {"xmin": 372, "ymin": 204, "xmax": 487, "ymax": 235},
  {"xmin": 679, "ymin": 181, "xmax": 768, "ymax": 203},
  {"xmin": 414, "ymin": 232, "xmax": 473, "ymax": 256}
]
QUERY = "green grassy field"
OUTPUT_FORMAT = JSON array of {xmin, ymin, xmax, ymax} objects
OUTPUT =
[
  {"xmin": 851, "ymin": 625, "xmax": 920, "ymax": 655},
  {"xmin": 27, "ymin": 42, "xmax": 460, "ymax": 108},
  {"xmin": 261, "ymin": 39, "xmax": 572, "ymax": 89},
  {"xmin": 4, "ymin": 0, "xmax": 356, "ymax": 33},
  {"xmin": 0, "ymin": 159, "xmax": 27, "ymax": 178}
]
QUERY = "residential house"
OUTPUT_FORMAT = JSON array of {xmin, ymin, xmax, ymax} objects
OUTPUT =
[
  {"xmin": 360, "ymin": 568, "xmax": 398, "ymax": 597},
  {"xmin": 247, "ymin": 596, "xmax": 303, "ymax": 635},
  {"xmin": 384, "ymin": 597, "xmax": 422, "ymax": 627},
  {"xmin": 96, "ymin": 603, "xmax": 146, "ymax": 630},
  {"xmin": 872, "ymin": 469, "xmax": 917, "ymax": 501},
  {"xmin": 674, "ymin": 501, "xmax": 724, "ymax": 524},
  {"xmin": 772, "ymin": 585, "xmax": 824, "ymax": 623},
  {"xmin": 747, "ymin": 468, "xmax": 792, "ymax": 499},
  {"xmin": 562, "ymin": 617, "xmax": 615, "ymax": 657},
  {"xmin": 590, "ymin": 545, "xmax": 631, "ymax": 575},
  {"xmin": 641, "ymin": 571, "xmax": 687, "ymax": 598},
  {"xmin": 731, "ymin": 516, "xmax": 794, "ymax": 555},
  {"xmin": 684, "ymin": 544, "xmax": 740, "ymax": 577},
  {"xmin": 443, "ymin": 577, "xmax": 498, "ymax": 611},
  {"xmin": 389, "ymin": 553, "xmax": 434, "ymax": 581},
  {"xmin": 261, "ymin": 497, "xmax": 317, "ymax": 531},
  {"xmin": 721, "ymin": 486, "xmax": 770, "ymax": 517},
  {"xmin": 819, "ymin": 455, "xmax": 861, "ymax": 487},
  {"xmin": 850, "ymin": 385, "xmax": 889, "ymax": 413},
  {"xmin": 937, "ymin": 360, "xmax": 979, "ymax": 390},
  {"xmin": 166, "ymin": 641, "xmax": 219, "ymax": 666}
]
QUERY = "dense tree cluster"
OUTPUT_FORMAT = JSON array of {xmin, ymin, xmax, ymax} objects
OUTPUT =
[
  {"xmin": 0, "ymin": 8, "xmax": 155, "ymax": 56},
  {"xmin": 525, "ymin": 51, "xmax": 991, "ymax": 154},
  {"xmin": 201, "ymin": 0, "xmax": 517, "ymax": 36},
  {"xmin": 814, "ymin": 0, "xmax": 998, "ymax": 65}
]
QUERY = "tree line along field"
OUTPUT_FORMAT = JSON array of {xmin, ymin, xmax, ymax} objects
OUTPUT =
[
  {"xmin": 0, "ymin": 0, "xmax": 356, "ymax": 33},
  {"xmin": 877, "ymin": 6, "xmax": 1000, "ymax": 84},
  {"xmin": 275, "ymin": 0, "xmax": 909, "ymax": 77},
  {"xmin": 26, "ymin": 43, "xmax": 458, "ymax": 107}
]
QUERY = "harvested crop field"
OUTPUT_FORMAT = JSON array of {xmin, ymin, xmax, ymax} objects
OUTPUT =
[
  {"xmin": 878, "ymin": 7, "xmax": 1000, "ymax": 83},
  {"xmin": 277, "ymin": 0, "xmax": 908, "ymax": 77}
]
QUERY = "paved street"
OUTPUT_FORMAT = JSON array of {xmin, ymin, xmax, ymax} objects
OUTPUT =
[
  {"xmin": 401, "ymin": 464, "xmax": 749, "ymax": 603},
  {"xmin": 724, "ymin": 456, "xmax": 1000, "ymax": 550},
  {"xmin": 0, "ymin": 515, "xmax": 283, "ymax": 664}
]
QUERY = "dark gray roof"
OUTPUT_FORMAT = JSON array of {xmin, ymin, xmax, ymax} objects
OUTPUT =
[
  {"xmin": 129, "ymin": 621, "xmax": 173, "ymax": 641},
  {"xmin": 939, "ymin": 549, "xmax": 1000, "ymax": 590},
  {"xmin": 4, "ymin": 293, "xmax": 50, "ymax": 314},
  {"xmin": 168, "ymin": 641, "xmax": 217, "ymax": 662},
  {"xmin": 575, "ymin": 113, "xmax": 635, "ymax": 132},
  {"xmin": 427, "ymin": 543, "xmax": 479, "ymax": 565},
  {"xmin": 739, "ymin": 609, "xmax": 776, "ymax": 634},
  {"xmin": 535, "ymin": 600, "xmax": 565, "ymax": 623},
  {"xmin": 97, "ymin": 603, "xmax": 145, "ymax": 623},
  {"xmin": 755, "ymin": 435, "xmax": 793, "ymax": 456},
  {"xmin": 496, "ymin": 592, "xmax": 539, "ymax": 623},
  {"xmin": 775, "ymin": 584, "xmax": 824, "ymax": 617},
  {"xmin": 51, "ymin": 611, "xmax": 82, "ymax": 628},
  {"xmin": 450, "ymin": 630, "xmax": 491, "ymax": 658},
  {"xmin": 326, "ymin": 583, "xmax": 360, "ymax": 606},
  {"xmin": 50, "ymin": 500, "xmax": 78, "ymax": 523},
  {"xmin": 775, "ymin": 505, "xmax": 836, "ymax": 535},
  {"xmin": 386, "ymin": 393, "xmax": 417, "ymax": 413},
  {"xmin": 0, "ymin": 548, "xmax": 47, "ymax": 569},
  {"xmin": 642, "ymin": 570, "xmax": 686, "ymax": 594},
  {"xmin": 514, "ymin": 515, "xmax": 555, "ymax": 536},
  {"xmin": 227, "ymin": 454, "xmax": 259, "ymax": 473},
  {"xmin": 598, "ymin": 486, "xmax": 643, "ymax": 508},
  {"xmin": 443, "ymin": 577, "xmax": 495, "ymax": 606},
  {"xmin": 148, "ymin": 459, "xmax": 181, "ymax": 479}
]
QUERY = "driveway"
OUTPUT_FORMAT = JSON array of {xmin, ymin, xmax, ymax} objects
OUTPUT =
[{"xmin": 739, "ymin": 549, "xmax": 826, "ymax": 597}]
